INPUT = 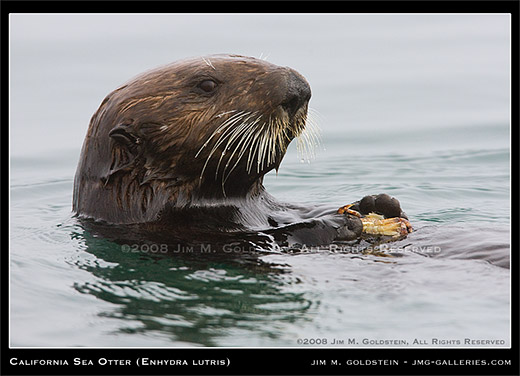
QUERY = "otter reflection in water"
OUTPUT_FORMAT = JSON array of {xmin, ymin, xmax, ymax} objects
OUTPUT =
[{"xmin": 73, "ymin": 54, "xmax": 411, "ymax": 251}]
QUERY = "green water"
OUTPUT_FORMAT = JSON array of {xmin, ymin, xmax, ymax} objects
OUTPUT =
[{"xmin": 10, "ymin": 126, "xmax": 510, "ymax": 346}]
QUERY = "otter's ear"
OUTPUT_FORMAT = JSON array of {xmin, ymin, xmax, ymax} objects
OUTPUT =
[{"xmin": 109, "ymin": 124, "xmax": 139, "ymax": 153}]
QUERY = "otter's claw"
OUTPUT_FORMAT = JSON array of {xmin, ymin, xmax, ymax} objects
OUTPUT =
[{"xmin": 337, "ymin": 204, "xmax": 363, "ymax": 217}]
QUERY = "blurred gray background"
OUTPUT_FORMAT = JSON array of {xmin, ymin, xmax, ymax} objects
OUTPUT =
[{"xmin": 10, "ymin": 13, "xmax": 510, "ymax": 158}]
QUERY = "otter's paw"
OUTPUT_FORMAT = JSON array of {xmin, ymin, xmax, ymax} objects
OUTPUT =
[
  {"xmin": 357, "ymin": 193, "xmax": 407, "ymax": 219},
  {"xmin": 337, "ymin": 193, "xmax": 412, "ymax": 238}
]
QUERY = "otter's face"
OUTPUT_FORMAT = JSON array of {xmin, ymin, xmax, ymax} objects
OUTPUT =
[
  {"xmin": 106, "ymin": 54, "xmax": 314, "ymax": 198},
  {"xmin": 74, "ymin": 55, "xmax": 315, "ymax": 222},
  {"xmin": 186, "ymin": 55, "xmax": 313, "ymax": 194}
]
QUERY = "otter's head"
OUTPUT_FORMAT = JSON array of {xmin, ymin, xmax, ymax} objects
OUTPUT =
[{"xmin": 73, "ymin": 54, "xmax": 314, "ymax": 224}]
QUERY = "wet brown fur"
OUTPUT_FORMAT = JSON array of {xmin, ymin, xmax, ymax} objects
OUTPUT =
[{"xmin": 73, "ymin": 54, "xmax": 311, "ymax": 225}]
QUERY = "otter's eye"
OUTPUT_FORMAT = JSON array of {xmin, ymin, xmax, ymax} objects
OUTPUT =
[{"xmin": 198, "ymin": 79, "xmax": 217, "ymax": 93}]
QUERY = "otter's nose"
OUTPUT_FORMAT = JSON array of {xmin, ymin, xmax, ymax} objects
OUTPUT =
[{"xmin": 281, "ymin": 69, "xmax": 312, "ymax": 117}]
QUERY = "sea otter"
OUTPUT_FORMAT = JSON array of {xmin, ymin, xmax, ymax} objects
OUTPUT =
[{"xmin": 73, "ymin": 54, "xmax": 411, "ymax": 249}]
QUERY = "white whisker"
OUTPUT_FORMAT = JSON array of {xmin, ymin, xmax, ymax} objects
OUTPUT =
[
  {"xmin": 197, "ymin": 104, "xmax": 321, "ymax": 192},
  {"xmin": 202, "ymin": 57, "xmax": 216, "ymax": 70},
  {"xmin": 216, "ymin": 112, "xmax": 258, "ymax": 179},
  {"xmin": 247, "ymin": 123, "xmax": 263, "ymax": 174},
  {"xmin": 222, "ymin": 118, "xmax": 263, "ymax": 187},
  {"xmin": 198, "ymin": 111, "xmax": 250, "ymax": 181},
  {"xmin": 195, "ymin": 110, "xmax": 244, "ymax": 158},
  {"xmin": 295, "ymin": 108, "xmax": 322, "ymax": 163}
]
